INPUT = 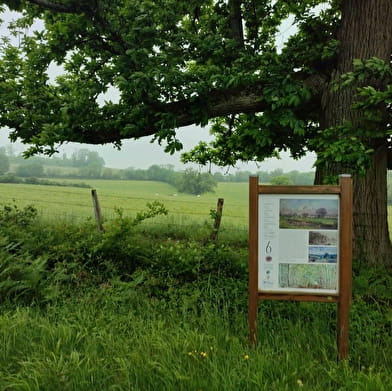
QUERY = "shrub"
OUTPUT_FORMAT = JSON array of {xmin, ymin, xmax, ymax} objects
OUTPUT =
[
  {"xmin": 176, "ymin": 168, "xmax": 217, "ymax": 195},
  {"xmin": 0, "ymin": 204, "xmax": 37, "ymax": 226},
  {"xmin": 92, "ymin": 201, "xmax": 168, "ymax": 274}
]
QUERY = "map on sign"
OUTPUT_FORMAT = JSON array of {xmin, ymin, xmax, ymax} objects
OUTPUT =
[{"xmin": 259, "ymin": 194, "xmax": 339, "ymax": 294}]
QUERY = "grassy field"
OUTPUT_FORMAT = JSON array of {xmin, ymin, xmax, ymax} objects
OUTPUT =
[
  {"xmin": 3, "ymin": 178, "xmax": 392, "ymax": 236},
  {"xmin": 0, "ymin": 180, "xmax": 391, "ymax": 390},
  {"xmin": 0, "ymin": 179, "xmax": 249, "ymax": 228},
  {"xmin": 3, "ymin": 178, "xmax": 392, "ymax": 235}
]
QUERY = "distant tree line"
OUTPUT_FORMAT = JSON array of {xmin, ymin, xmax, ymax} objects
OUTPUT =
[
  {"xmin": 118, "ymin": 165, "xmax": 218, "ymax": 195},
  {"xmin": 0, "ymin": 147, "xmax": 106, "ymax": 179},
  {"xmin": 2, "ymin": 147, "xmax": 105, "ymax": 168},
  {"xmin": 4, "ymin": 145, "xmax": 392, "ymax": 201},
  {"xmin": 0, "ymin": 146, "xmax": 321, "ymax": 194},
  {"xmin": 0, "ymin": 146, "xmax": 315, "ymax": 182},
  {"xmin": 212, "ymin": 168, "xmax": 314, "ymax": 185}
]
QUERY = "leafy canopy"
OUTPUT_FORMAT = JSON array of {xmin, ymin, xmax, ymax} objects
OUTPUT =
[{"xmin": 0, "ymin": 0, "xmax": 390, "ymax": 171}]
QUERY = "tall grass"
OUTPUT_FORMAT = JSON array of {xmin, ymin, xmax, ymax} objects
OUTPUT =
[
  {"xmin": 0, "ymin": 283, "xmax": 390, "ymax": 391},
  {"xmin": 0, "ymin": 195, "xmax": 391, "ymax": 390}
]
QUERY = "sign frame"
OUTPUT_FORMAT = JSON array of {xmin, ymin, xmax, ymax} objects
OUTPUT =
[{"xmin": 248, "ymin": 175, "xmax": 352, "ymax": 360}]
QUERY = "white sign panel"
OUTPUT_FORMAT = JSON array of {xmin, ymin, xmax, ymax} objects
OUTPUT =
[{"xmin": 259, "ymin": 194, "xmax": 339, "ymax": 294}]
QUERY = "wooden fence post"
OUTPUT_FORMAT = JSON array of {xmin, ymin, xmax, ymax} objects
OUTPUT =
[
  {"xmin": 91, "ymin": 189, "xmax": 104, "ymax": 232},
  {"xmin": 210, "ymin": 198, "xmax": 224, "ymax": 241}
]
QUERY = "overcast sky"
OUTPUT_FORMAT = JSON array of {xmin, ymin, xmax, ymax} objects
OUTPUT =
[
  {"xmin": 0, "ymin": 126, "xmax": 316, "ymax": 172},
  {"xmin": 0, "ymin": 6, "xmax": 316, "ymax": 173}
]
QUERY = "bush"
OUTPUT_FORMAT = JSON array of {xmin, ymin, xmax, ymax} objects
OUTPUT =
[
  {"xmin": 0, "ymin": 201, "xmax": 248, "ymax": 305},
  {"xmin": 0, "ymin": 204, "xmax": 38, "ymax": 226},
  {"xmin": 92, "ymin": 201, "xmax": 168, "ymax": 274},
  {"xmin": 270, "ymin": 175, "xmax": 294, "ymax": 185},
  {"xmin": 176, "ymin": 168, "xmax": 217, "ymax": 195}
]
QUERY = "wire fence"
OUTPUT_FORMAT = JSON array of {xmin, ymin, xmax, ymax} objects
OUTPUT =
[{"xmin": 0, "ymin": 187, "xmax": 249, "ymax": 235}]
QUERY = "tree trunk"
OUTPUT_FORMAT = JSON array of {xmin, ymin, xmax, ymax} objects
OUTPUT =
[
  {"xmin": 315, "ymin": 0, "xmax": 392, "ymax": 267},
  {"xmin": 315, "ymin": 144, "xmax": 391, "ymax": 266}
]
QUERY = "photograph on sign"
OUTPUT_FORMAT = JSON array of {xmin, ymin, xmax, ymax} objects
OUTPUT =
[
  {"xmin": 279, "ymin": 199, "xmax": 338, "ymax": 230},
  {"xmin": 258, "ymin": 194, "xmax": 340, "ymax": 294}
]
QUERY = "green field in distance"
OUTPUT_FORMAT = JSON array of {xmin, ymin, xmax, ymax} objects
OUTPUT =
[{"xmin": 0, "ymin": 179, "xmax": 249, "ymax": 228}]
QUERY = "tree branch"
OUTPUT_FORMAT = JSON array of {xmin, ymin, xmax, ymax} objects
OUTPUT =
[
  {"xmin": 228, "ymin": 0, "xmax": 244, "ymax": 47},
  {"xmin": 25, "ymin": 0, "xmax": 79, "ymax": 13},
  {"xmin": 71, "ymin": 74, "xmax": 325, "ymax": 145}
]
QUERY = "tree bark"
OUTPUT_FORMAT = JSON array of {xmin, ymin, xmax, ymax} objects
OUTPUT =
[{"xmin": 316, "ymin": 0, "xmax": 392, "ymax": 267}]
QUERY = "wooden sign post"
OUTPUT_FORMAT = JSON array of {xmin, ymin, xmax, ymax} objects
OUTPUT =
[{"xmin": 248, "ymin": 175, "xmax": 352, "ymax": 360}]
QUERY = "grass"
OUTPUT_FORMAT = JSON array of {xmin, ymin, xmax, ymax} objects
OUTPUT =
[
  {"xmin": 0, "ymin": 179, "xmax": 249, "ymax": 228},
  {"xmin": 0, "ymin": 180, "xmax": 391, "ymax": 389},
  {"xmin": 0, "ymin": 283, "xmax": 390, "ymax": 391},
  {"xmin": 2, "ymin": 178, "xmax": 392, "ymax": 234}
]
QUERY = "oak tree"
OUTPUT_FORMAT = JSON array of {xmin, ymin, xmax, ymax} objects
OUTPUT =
[{"xmin": 0, "ymin": 0, "xmax": 392, "ymax": 266}]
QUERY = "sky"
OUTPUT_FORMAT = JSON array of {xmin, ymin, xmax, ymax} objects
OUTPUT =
[
  {"xmin": 0, "ymin": 6, "xmax": 317, "ymax": 173},
  {"xmin": 0, "ymin": 126, "xmax": 316, "ymax": 172}
]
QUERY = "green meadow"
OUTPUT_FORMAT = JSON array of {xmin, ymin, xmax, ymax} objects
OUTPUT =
[
  {"xmin": 3, "ymin": 177, "xmax": 392, "ymax": 235},
  {"xmin": 0, "ymin": 179, "xmax": 249, "ymax": 228},
  {"xmin": 3, "ymin": 178, "xmax": 392, "ymax": 232}
]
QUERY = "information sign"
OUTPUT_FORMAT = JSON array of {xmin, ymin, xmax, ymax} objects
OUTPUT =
[
  {"xmin": 248, "ymin": 175, "xmax": 353, "ymax": 360},
  {"xmin": 259, "ymin": 194, "xmax": 339, "ymax": 294}
]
